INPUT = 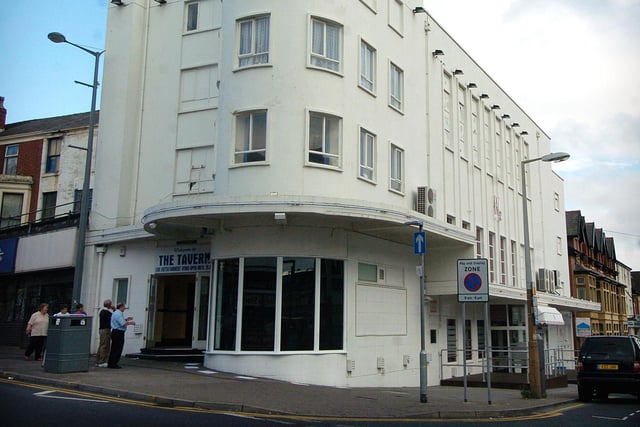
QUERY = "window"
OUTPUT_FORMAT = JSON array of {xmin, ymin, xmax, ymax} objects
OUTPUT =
[
  {"xmin": 458, "ymin": 86, "xmax": 467, "ymax": 156},
  {"xmin": 471, "ymin": 98, "xmax": 480, "ymax": 165},
  {"xmin": 483, "ymin": 107, "xmax": 492, "ymax": 171},
  {"xmin": 556, "ymin": 236, "xmax": 563, "ymax": 255},
  {"xmin": 477, "ymin": 319, "xmax": 485, "ymax": 359},
  {"xmin": 358, "ymin": 262, "xmax": 378, "ymax": 282},
  {"xmin": 359, "ymin": 40, "xmax": 376, "ymax": 92},
  {"xmin": 489, "ymin": 232, "xmax": 496, "ymax": 282},
  {"xmin": 475, "ymin": 227, "xmax": 483, "ymax": 258},
  {"xmin": 0, "ymin": 193, "xmax": 23, "ymax": 228},
  {"xmin": 73, "ymin": 189, "xmax": 93, "ymax": 214},
  {"xmin": 42, "ymin": 192, "xmax": 57, "ymax": 220},
  {"xmin": 3, "ymin": 144, "xmax": 18, "ymax": 175},
  {"xmin": 389, "ymin": 62, "xmax": 404, "ymax": 111},
  {"xmin": 186, "ymin": 2, "xmax": 199, "ymax": 31},
  {"xmin": 465, "ymin": 319, "xmax": 472, "ymax": 360},
  {"xmin": 389, "ymin": 143, "xmax": 404, "ymax": 193},
  {"xmin": 45, "ymin": 138, "xmax": 62, "ymax": 174},
  {"xmin": 446, "ymin": 215, "xmax": 456, "ymax": 225},
  {"xmin": 238, "ymin": 15, "xmax": 270, "ymax": 68},
  {"xmin": 308, "ymin": 111, "xmax": 341, "ymax": 168},
  {"xmin": 213, "ymin": 257, "xmax": 344, "ymax": 352},
  {"xmin": 310, "ymin": 18, "xmax": 342, "ymax": 72},
  {"xmin": 500, "ymin": 236, "xmax": 507, "ymax": 285},
  {"xmin": 443, "ymin": 74, "xmax": 452, "ymax": 149},
  {"xmin": 359, "ymin": 128, "xmax": 375, "ymax": 181},
  {"xmin": 388, "ymin": 0, "xmax": 404, "ymax": 35},
  {"xmin": 447, "ymin": 319, "xmax": 457, "ymax": 362},
  {"xmin": 554, "ymin": 192, "xmax": 560, "ymax": 211},
  {"xmin": 510, "ymin": 240, "xmax": 517, "ymax": 286},
  {"xmin": 114, "ymin": 278, "xmax": 129, "ymax": 306},
  {"xmin": 235, "ymin": 110, "xmax": 267, "ymax": 164}
]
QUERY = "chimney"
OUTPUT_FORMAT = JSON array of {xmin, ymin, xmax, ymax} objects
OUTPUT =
[{"xmin": 0, "ymin": 97, "xmax": 6, "ymax": 132}]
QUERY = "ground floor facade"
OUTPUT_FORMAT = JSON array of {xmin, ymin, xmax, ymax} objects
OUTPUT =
[{"xmin": 83, "ymin": 214, "xmax": 582, "ymax": 387}]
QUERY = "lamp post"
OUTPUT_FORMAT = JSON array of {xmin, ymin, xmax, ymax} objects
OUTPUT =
[
  {"xmin": 48, "ymin": 32, "xmax": 103, "ymax": 311},
  {"xmin": 520, "ymin": 151, "xmax": 569, "ymax": 398},
  {"xmin": 405, "ymin": 220, "xmax": 427, "ymax": 402}
]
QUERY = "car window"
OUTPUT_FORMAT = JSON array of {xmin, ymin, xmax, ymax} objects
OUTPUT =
[{"xmin": 581, "ymin": 338, "xmax": 633, "ymax": 360}]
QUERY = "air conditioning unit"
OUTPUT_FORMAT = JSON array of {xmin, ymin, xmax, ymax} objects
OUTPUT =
[{"xmin": 416, "ymin": 186, "xmax": 436, "ymax": 217}]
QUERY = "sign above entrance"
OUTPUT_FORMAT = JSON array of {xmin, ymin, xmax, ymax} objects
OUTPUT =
[
  {"xmin": 457, "ymin": 258, "xmax": 489, "ymax": 303},
  {"xmin": 155, "ymin": 246, "xmax": 211, "ymax": 273}
]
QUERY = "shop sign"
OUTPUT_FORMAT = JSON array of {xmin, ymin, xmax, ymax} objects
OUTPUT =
[
  {"xmin": 0, "ymin": 238, "xmax": 18, "ymax": 274},
  {"xmin": 576, "ymin": 317, "xmax": 591, "ymax": 337},
  {"xmin": 155, "ymin": 246, "xmax": 211, "ymax": 273}
]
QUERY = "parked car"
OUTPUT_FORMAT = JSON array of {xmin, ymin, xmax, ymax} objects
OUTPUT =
[{"xmin": 577, "ymin": 335, "xmax": 640, "ymax": 401}]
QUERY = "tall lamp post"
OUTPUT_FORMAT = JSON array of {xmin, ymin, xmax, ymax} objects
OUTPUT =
[
  {"xmin": 521, "ymin": 151, "xmax": 569, "ymax": 398},
  {"xmin": 405, "ymin": 220, "xmax": 427, "ymax": 402},
  {"xmin": 48, "ymin": 32, "xmax": 104, "ymax": 311}
]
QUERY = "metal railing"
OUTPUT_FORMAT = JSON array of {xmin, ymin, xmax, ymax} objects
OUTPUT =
[
  {"xmin": 0, "ymin": 201, "xmax": 81, "ymax": 237},
  {"xmin": 439, "ymin": 346, "xmax": 576, "ymax": 381}
]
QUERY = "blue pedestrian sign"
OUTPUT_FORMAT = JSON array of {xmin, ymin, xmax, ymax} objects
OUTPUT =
[{"xmin": 414, "ymin": 231, "xmax": 426, "ymax": 254}]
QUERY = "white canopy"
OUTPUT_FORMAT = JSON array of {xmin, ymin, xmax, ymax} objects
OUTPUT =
[{"xmin": 536, "ymin": 305, "xmax": 565, "ymax": 326}]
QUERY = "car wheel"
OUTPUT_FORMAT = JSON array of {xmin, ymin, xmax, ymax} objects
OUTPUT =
[{"xmin": 578, "ymin": 385, "xmax": 592, "ymax": 402}]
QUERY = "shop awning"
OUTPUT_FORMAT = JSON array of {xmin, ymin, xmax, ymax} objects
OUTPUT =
[{"xmin": 536, "ymin": 305, "xmax": 565, "ymax": 326}]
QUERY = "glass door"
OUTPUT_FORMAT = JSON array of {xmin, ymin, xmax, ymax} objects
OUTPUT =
[{"xmin": 192, "ymin": 273, "xmax": 210, "ymax": 349}]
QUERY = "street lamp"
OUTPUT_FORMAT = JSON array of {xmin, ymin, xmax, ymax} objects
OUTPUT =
[
  {"xmin": 405, "ymin": 220, "xmax": 428, "ymax": 403},
  {"xmin": 48, "ymin": 32, "xmax": 104, "ymax": 311},
  {"xmin": 520, "ymin": 151, "xmax": 569, "ymax": 398}
]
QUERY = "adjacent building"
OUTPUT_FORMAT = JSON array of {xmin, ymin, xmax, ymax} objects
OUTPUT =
[
  {"xmin": 565, "ymin": 210, "xmax": 630, "ymax": 348},
  {"xmin": 80, "ymin": 0, "xmax": 597, "ymax": 387},
  {"xmin": 0, "ymin": 96, "xmax": 97, "ymax": 344}
]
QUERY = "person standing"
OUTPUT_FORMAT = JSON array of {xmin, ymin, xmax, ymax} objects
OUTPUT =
[
  {"xmin": 107, "ymin": 302, "xmax": 134, "ymax": 369},
  {"xmin": 96, "ymin": 299, "xmax": 114, "ymax": 368},
  {"xmin": 24, "ymin": 303, "xmax": 49, "ymax": 361},
  {"xmin": 74, "ymin": 303, "xmax": 87, "ymax": 315}
]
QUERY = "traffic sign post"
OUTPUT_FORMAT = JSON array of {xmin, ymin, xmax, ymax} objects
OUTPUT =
[{"xmin": 457, "ymin": 259, "xmax": 489, "ymax": 303}]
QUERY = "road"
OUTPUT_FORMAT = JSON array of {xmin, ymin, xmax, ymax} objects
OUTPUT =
[{"xmin": 1, "ymin": 379, "xmax": 638, "ymax": 426}]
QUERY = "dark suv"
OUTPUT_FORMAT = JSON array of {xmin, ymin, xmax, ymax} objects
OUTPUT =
[{"xmin": 577, "ymin": 335, "xmax": 640, "ymax": 401}]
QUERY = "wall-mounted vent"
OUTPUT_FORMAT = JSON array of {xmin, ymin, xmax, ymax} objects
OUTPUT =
[
  {"xmin": 416, "ymin": 186, "xmax": 436, "ymax": 217},
  {"xmin": 346, "ymin": 359, "xmax": 355, "ymax": 373}
]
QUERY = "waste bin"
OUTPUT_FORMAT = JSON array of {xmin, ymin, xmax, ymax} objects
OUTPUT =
[{"xmin": 44, "ymin": 315, "xmax": 92, "ymax": 373}]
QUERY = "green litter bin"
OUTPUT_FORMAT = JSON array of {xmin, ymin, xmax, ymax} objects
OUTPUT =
[{"xmin": 44, "ymin": 315, "xmax": 92, "ymax": 373}]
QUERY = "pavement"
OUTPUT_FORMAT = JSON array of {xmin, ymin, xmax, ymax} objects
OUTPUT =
[{"xmin": 0, "ymin": 346, "xmax": 579, "ymax": 420}]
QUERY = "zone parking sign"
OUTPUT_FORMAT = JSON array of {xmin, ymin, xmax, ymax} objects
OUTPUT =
[{"xmin": 457, "ymin": 259, "xmax": 489, "ymax": 302}]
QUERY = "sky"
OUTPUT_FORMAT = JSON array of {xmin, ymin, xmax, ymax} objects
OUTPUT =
[{"xmin": 0, "ymin": 1, "xmax": 638, "ymax": 271}]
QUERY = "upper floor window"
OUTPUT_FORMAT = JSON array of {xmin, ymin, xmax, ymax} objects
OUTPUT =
[
  {"xmin": 186, "ymin": 2, "xmax": 199, "ymax": 32},
  {"xmin": 3, "ymin": 144, "xmax": 18, "ymax": 175},
  {"xmin": 45, "ymin": 138, "xmax": 62, "ymax": 173},
  {"xmin": 234, "ymin": 110, "xmax": 267, "ymax": 164},
  {"xmin": 238, "ymin": 15, "xmax": 270, "ymax": 68},
  {"xmin": 308, "ymin": 111, "xmax": 341, "ymax": 168},
  {"xmin": 389, "ymin": 62, "xmax": 404, "ymax": 112},
  {"xmin": 389, "ymin": 143, "xmax": 404, "ymax": 193},
  {"xmin": 359, "ymin": 39, "xmax": 376, "ymax": 93},
  {"xmin": 359, "ymin": 128, "xmax": 376, "ymax": 182},
  {"xmin": 42, "ymin": 191, "xmax": 57, "ymax": 220},
  {"xmin": 388, "ymin": 0, "xmax": 404, "ymax": 35},
  {"xmin": 310, "ymin": 18, "xmax": 342, "ymax": 73},
  {"xmin": 0, "ymin": 193, "xmax": 23, "ymax": 228}
]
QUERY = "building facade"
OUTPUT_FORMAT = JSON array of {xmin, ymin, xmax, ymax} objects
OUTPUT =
[
  {"xmin": 84, "ymin": 0, "xmax": 596, "ymax": 387},
  {"xmin": 566, "ymin": 210, "xmax": 629, "ymax": 348},
  {"xmin": 0, "ymin": 97, "xmax": 98, "ymax": 344}
]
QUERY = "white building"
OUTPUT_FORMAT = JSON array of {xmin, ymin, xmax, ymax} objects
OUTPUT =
[{"xmin": 83, "ymin": 0, "xmax": 597, "ymax": 387}]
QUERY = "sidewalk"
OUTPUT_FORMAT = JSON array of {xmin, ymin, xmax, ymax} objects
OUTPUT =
[{"xmin": 1, "ymin": 346, "xmax": 578, "ymax": 419}]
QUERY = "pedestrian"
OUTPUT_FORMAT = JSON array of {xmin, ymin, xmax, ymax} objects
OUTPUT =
[
  {"xmin": 54, "ymin": 305, "xmax": 70, "ymax": 316},
  {"xmin": 96, "ymin": 299, "xmax": 114, "ymax": 368},
  {"xmin": 24, "ymin": 303, "xmax": 49, "ymax": 361},
  {"xmin": 74, "ymin": 303, "xmax": 87, "ymax": 315},
  {"xmin": 107, "ymin": 302, "xmax": 134, "ymax": 369}
]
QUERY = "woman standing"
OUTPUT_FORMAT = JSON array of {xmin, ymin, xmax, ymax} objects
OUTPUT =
[{"xmin": 24, "ymin": 303, "xmax": 49, "ymax": 361}]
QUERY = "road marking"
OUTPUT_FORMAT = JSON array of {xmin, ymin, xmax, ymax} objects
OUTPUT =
[{"xmin": 35, "ymin": 390, "xmax": 109, "ymax": 403}]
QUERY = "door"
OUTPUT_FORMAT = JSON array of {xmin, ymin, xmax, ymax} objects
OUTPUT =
[
  {"xmin": 145, "ymin": 276, "xmax": 158, "ymax": 349},
  {"xmin": 192, "ymin": 274, "xmax": 210, "ymax": 349},
  {"xmin": 155, "ymin": 275, "xmax": 195, "ymax": 347}
]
